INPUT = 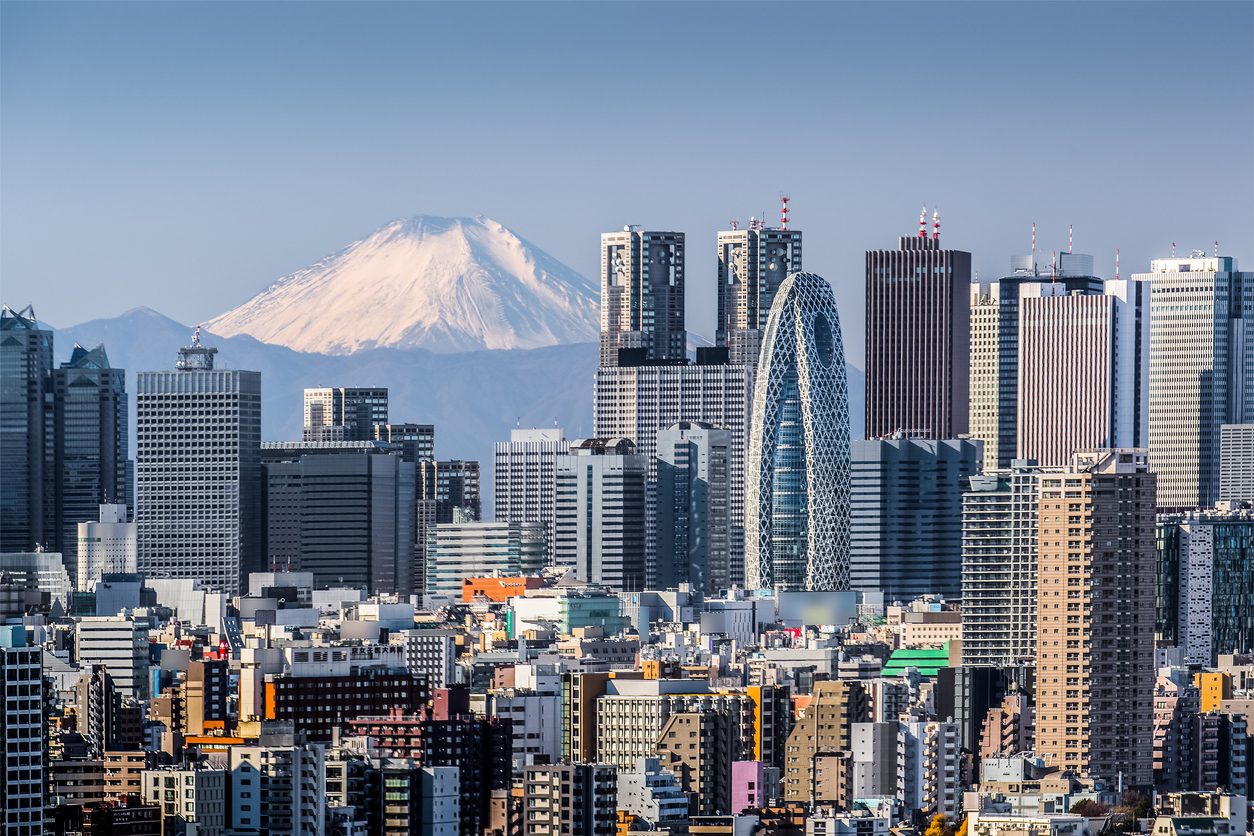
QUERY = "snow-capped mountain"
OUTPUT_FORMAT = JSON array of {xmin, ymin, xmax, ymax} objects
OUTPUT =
[{"xmin": 205, "ymin": 215, "xmax": 599, "ymax": 355}]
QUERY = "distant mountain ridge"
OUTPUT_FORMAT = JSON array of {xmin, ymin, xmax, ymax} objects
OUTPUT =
[{"xmin": 205, "ymin": 215, "xmax": 599, "ymax": 355}]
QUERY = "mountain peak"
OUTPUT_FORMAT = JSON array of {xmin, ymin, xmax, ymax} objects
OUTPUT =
[{"xmin": 205, "ymin": 215, "xmax": 598, "ymax": 355}]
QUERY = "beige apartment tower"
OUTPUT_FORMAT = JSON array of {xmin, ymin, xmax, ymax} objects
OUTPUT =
[
  {"xmin": 599, "ymin": 228, "xmax": 686, "ymax": 367},
  {"xmin": 1034, "ymin": 450, "xmax": 1155, "ymax": 786}
]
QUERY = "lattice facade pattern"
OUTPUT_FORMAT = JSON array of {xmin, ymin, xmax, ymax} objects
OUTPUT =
[{"xmin": 745, "ymin": 272, "xmax": 850, "ymax": 590}]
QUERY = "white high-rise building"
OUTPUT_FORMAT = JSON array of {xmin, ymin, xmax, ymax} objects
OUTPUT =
[
  {"xmin": 1017, "ymin": 277, "xmax": 1149, "ymax": 467},
  {"xmin": 424, "ymin": 520, "xmax": 546, "ymax": 599},
  {"xmin": 968, "ymin": 283, "xmax": 1002, "ymax": 473},
  {"xmin": 961, "ymin": 462, "xmax": 1049, "ymax": 667},
  {"xmin": 897, "ymin": 721, "xmax": 962, "ymax": 820},
  {"xmin": 1220, "ymin": 423, "xmax": 1254, "ymax": 504},
  {"xmin": 302, "ymin": 386, "xmax": 388, "ymax": 442},
  {"xmin": 75, "ymin": 503, "xmax": 136, "ymax": 592},
  {"xmin": 1136, "ymin": 254, "xmax": 1254, "ymax": 508},
  {"xmin": 493, "ymin": 428, "xmax": 566, "ymax": 556},
  {"xmin": 228, "ymin": 730, "xmax": 325, "ymax": 836},
  {"xmin": 594, "ymin": 362, "xmax": 749, "ymax": 587},
  {"xmin": 136, "ymin": 333, "xmax": 261, "ymax": 595}
]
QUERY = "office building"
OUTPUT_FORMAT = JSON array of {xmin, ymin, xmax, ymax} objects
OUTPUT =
[
  {"xmin": 745, "ymin": 271, "xmax": 851, "ymax": 591},
  {"xmin": 865, "ymin": 219, "xmax": 972, "ymax": 439},
  {"xmin": 135, "ymin": 332, "xmax": 261, "ymax": 595},
  {"xmin": 1035, "ymin": 450, "xmax": 1155, "ymax": 785},
  {"xmin": 1136, "ymin": 254, "xmax": 1254, "ymax": 508},
  {"xmin": 75, "ymin": 614, "xmax": 149, "ymax": 701},
  {"xmin": 493, "ymin": 427, "xmax": 566, "ymax": 555},
  {"xmin": 374, "ymin": 422, "xmax": 435, "ymax": 463},
  {"xmin": 1159, "ymin": 509, "xmax": 1254, "ymax": 666},
  {"xmin": 0, "ymin": 305, "xmax": 53, "ymax": 552},
  {"xmin": 655, "ymin": 421, "xmax": 732, "ymax": 594},
  {"xmin": 554, "ymin": 438, "xmax": 646, "ymax": 590},
  {"xmin": 0, "ymin": 625, "xmax": 44, "ymax": 836},
  {"xmin": 0, "ymin": 550, "xmax": 72, "ymax": 609},
  {"xmin": 425, "ymin": 520, "xmax": 545, "ymax": 599},
  {"xmin": 50, "ymin": 344, "xmax": 129, "ymax": 569},
  {"xmin": 593, "ymin": 359, "xmax": 749, "ymax": 588},
  {"xmin": 1219, "ymin": 423, "xmax": 1254, "ymax": 504},
  {"xmin": 850, "ymin": 436, "xmax": 980, "ymax": 602},
  {"xmin": 302, "ymin": 386, "xmax": 388, "ymax": 442},
  {"xmin": 523, "ymin": 762, "xmax": 618, "ymax": 836},
  {"xmin": 961, "ymin": 463, "xmax": 1047, "ymax": 667},
  {"xmin": 390, "ymin": 629, "xmax": 459, "ymax": 689},
  {"xmin": 1017, "ymin": 278, "xmax": 1149, "ymax": 466},
  {"xmin": 262, "ymin": 448, "xmax": 414, "ymax": 594},
  {"xmin": 76, "ymin": 504, "xmax": 136, "ymax": 592},
  {"xmin": 599, "ymin": 227, "xmax": 686, "ymax": 366},
  {"xmin": 716, "ymin": 224, "xmax": 804, "ymax": 366},
  {"xmin": 421, "ymin": 459, "xmax": 481, "ymax": 522},
  {"xmin": 968, "ymin": 254, "xmax": 1105, "ymax": 470},
  {"xmin": 617, "ymin": 756, "xmax": 688, "ymax": 826}
]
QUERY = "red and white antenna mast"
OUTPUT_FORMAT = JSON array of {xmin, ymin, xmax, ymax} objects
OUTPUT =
[
  {"xmin": 1031, "ymin": 222, "xmax": 1037, "ymax": 270},
  {"xmin": 919, "ymin": 206, "xmax": 928, "ymax": 238},
  {"xmin": 729, "ymin": 219, "xmax": 739, "ymax": 231},
  {"xmin": 780, "ymin": 194, "xmax": 790, "ymax": 231},
  {"xmin": 1068, "ymin": 224, "xmax": 1073, "ymax": 254},
  {"xmin": 932, "ymin": 208, "xmax": 940, "ymax": 241}
]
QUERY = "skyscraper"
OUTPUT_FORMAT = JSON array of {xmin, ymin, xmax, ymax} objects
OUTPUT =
[
  {"xmin": 425, "ymin": 520, "xmax": 546, "ymax": 599},
  {"xmin": 136, "ymin": 332, "xmax": 261, "ymax": 595},
  {"xmin": 1034, "ymin": 449, "xmax": 1155, "ymax": 786},
  {"xmin": 865, "ymin": 214, "xmax": 971, "ymax": 439},
  {"xmin": 1016, "ymin": 277, "xmax": 1149, "ymax": 466},
  {"xmin": 745, "ymin": 271, "xmax": 851, "ymax": 591},
  {"xmin": 51, "ymin": 344, "xmax": 129, "ymax": 570},
  {"xmin": 967, "ymin": 254, "xmax": 1104, "ymax": 471},
  {"xmin": 655, "ymin": 421, "xmax": 732, "ymax": 594},
  {"xmin": 554, "ymin": 438, "xmax": 646, "ymax": 590},
  {"xmin": 716, "ymin": 225, "xmax": 803, "ymax": 366},
  {"xmin": 593, "ymin": 359, "xmax": 749, "ymax": 587},
  {"xmin": 303, "ymin": 386, "xmax": 388, "ymax": 442},
  {"xmin": 0, "ymin": 305, "xmax": 53, "ymax": 552},
  {"xmin": 599, "ymin": 228, "xmax": 685, "ymax": 367},
  {"xmin": 961, "ymin": 461, "xmax": 1047, "ymax": 667},
  {"xmin": 493, "ymin": 428, "xmax": 566, "ymax": 557},
  {"xmin": 262, "ymin": 447, "xmax": 415, "ymax": 594},
  {"xmin": 1136, "ymin": 254, "xmax": 1254, "ymax": 508},
  {"xmin": 374, "ymin": 422, "xmax": 435, "ymax": 463},
  {"xmin": 849, "ymin": 436, "xmax": 981, "ymax": 602},
  {"xmin": 0, "ymin": 625, "xmax": 44, "ymax": 836}
]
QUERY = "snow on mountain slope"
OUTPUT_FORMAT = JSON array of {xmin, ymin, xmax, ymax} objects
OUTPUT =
[{"xmin": 205, "ymin": 215, "xmax": 599, "ymax": 355}]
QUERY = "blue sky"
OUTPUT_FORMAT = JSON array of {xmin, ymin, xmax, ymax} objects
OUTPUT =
[{"xmin": 3, "ymin": 1, "xmax": 1251, "ymax": 362}]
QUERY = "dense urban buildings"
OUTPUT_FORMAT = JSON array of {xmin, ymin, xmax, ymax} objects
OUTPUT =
[
  {"xmin": 745, "ymin": 271, "xmax": 851, "ymax": 591},
  {"xmin": 302, "ymin": 385, "xmax": 388, "ymax": 442},
  {"xmin": 864, "ymin": 217, "xmax": 972, "ymax": 439},
  {"xmin": 135, "ymin": 333, "xmax": 261, "ymax": 595}
]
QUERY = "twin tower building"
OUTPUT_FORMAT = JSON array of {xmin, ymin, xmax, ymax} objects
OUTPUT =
[{"xmin": 592, "ymin": 223, "xmax": 850, "ymax": 593}]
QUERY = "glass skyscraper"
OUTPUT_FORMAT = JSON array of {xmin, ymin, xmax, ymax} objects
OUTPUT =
[{"xmin": 745, "ymin": 272, "xmax": 850, "ymax": 591}]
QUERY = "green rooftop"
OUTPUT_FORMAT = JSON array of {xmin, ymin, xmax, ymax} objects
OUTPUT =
[{"xmin": 880, "ymin": 643, "xmax": 950, "ymax": 677}]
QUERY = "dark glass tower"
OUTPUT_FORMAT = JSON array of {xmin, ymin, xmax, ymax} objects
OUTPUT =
[
  {"xmin": 51, "ymin": 344, "xmax": 129, "ymax": 573},
  {"xmin": 0, "ymin": 305, "xmax": 54, "ymax": 551},
  {"xmin": 864, "ymin": 220, "xmax": 971, "ymax": 440}
]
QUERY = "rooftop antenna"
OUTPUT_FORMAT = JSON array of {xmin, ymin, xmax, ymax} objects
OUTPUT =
[
  {"xmin": 919, "ymin": 206, "xmax": 928, "ymax": 238},
  {"xmin": 1051, "ymin": 250, "xmax": 1057, "ymax": 283},
  {"xmin": 729, "ymin": 219, "xmax": 739, "ymax": 231},
  {"xmin": 1068, "ymin": 224, "xmax": 1073, "ymax": 254},
  {"xmin": 779, "ymin": 195, "xmax": 790, "ymax": 231},
  {"xmin": 1115, "ymin": 248, "xmax": 1121, "ymax": 281},
  {"xmin": 1031, "ymin": 222, "xmax": 1037, "ymax": 271},
  {"xmin": 1172, "ymin": 241, "xmax": 1177, "ymax": 257},
  {"xmin": 192, "ymin": 324, "xmax": 202, "ymax": 347},
  {"xmin": 932, "ymin": 208, "xmax": 940, "ymax": 241},
  {"xmin": 1215, "ymin": 240, "xmax": 1220, "ymax": 257}
]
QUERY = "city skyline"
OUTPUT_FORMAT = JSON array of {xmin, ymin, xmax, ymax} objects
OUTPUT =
[{"xmin": 3, "ymin": 2, "xmax": 1252, "ymax": 364}]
